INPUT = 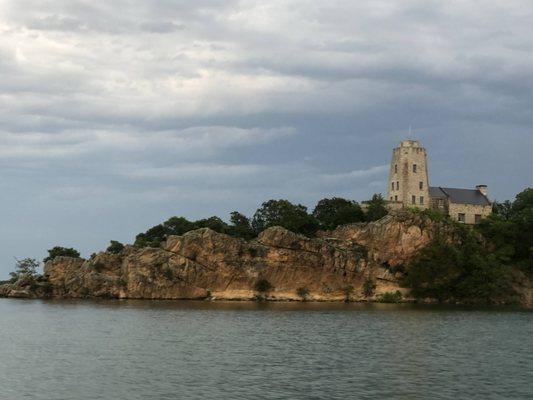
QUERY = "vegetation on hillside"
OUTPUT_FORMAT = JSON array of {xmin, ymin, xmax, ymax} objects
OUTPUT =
[
  {"xmin": 9, "ymin": 258, "xmax": 40, "ymax": 284},
  {"xmin": 312, "ymin": 197, "xmax": 364, "ymax": 230},
  {"xmin": 478, "ymin": 188, "xmax": 532, "ymax": 274},
  {"xmin": 106, "ymin": 240, "xmax": 125, "ymax": 254},
  {"xmin": 133, "ymin": 194, "xmax": 386, "ymax": 247},
  {"xmin": 43, "ymin": 246, "xmax": 81, "ymax": 263},
  {"xmin": 403, "ymin": 188, "xmax": 532, "ymax": 304},
  {"xmin": 363, "ymin": 194, "xmax": 389, "ymax": 222},
  {"xmin": 5, "ymin": 187, "xmax": 529, "ymax": 306}
]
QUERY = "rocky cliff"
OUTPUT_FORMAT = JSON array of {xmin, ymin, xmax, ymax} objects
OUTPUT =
[{"xmin": 1, "ymin": 212, "xmax": 447, "ymax": 301}]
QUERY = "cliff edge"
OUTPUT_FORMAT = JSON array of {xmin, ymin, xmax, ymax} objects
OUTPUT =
[{"xmin": 1, "ymin": 212, "xmax": 529, "ymax": 304}]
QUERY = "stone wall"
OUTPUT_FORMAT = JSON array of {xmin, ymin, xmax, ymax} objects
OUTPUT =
[{"xmin": 448, "ymin": 202, "xmax": 492, "ymax": 224}]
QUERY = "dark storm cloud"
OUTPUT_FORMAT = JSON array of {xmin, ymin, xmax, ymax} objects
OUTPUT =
[{"xmin": 0, "ymin": 0, "xmax": 532, "ymax": 277}]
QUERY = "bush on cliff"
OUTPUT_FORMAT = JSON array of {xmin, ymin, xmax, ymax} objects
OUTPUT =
[
  {"xmin": 252, "ymin": 199, "xmax": 319, "ymax": 236},
  {"xmin": 227, "ymin": 211, "xmax": 255, "ymax": 240},
  {"xmin": 134, "ymin": 216, "xmax": 230, "ymax": 247},
  {"xmin": 378, "ymin": 291, "xmax": 403, "ymax": 303},
  {"xmin": 106, "ymin": 240, "xmax": 124, "ymax": 254},
  {"xmin": 9, "ymin": 258, "xmax": 40, "ymax": 283},
  {"xmin": 133, "ymin": 193, "xmax": 391, "ymax": 246},
  {"xmin": 403, "ymin": 226, "xmax": 517, "ymax": 304},
  {"xmin": 364, "ymin": 194, "xmax": 388, "ymax": 222},
  {"xmin": 134, "ymin": 213, "xmax": 259, "ymax": 247},
  {"xmin": 362, "ymin": 278, "xmax": 376, "ymax": 297},
  {"xmin": 43, "ymin": 247, "xmax": 81, "ymax": 263},
  {"xmin": 195, "ymin": 216, "xmax": 229, "ymax": 233},
  {"xmin": 477, "ymin": 188, "xmax": 532, "ymax": 274},
  {"xmin": 296, "ymin": 287, "xmax": 310, "ymax": 300},
  {"xmin": 254, "ymin": 278, "xmax": 273, "ymax": 294},
  {"xmin": 312, "ymin": 197, "xmax": 365, "ymax": 230}
]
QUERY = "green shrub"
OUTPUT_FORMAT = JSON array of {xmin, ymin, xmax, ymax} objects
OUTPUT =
[
  {"xmin": 477, "ymin": 188, "xmax": 532, "ymax": 271},
  {"xmin": 403, "ymin": 228, "xmax": 517, "ymax": 304},
  {"xmin": 9, "ymin": 258, "xmax": 40, "ymax": 283},
  {"xmin": 420, "ymin": 208, "xmax": 447, "ymax": 222},
  {"xmin": 379, "ymin": 290, "xmax": 403, "ymax": 303},
  {"xmin": 254, "ymin": 278, "xmax": 273, "ymax": 293},
  {"xmin": 312, "ymin": 197, "xmax": 364, "ymax": 230},
  {"xmin": 43, "ymin": 247, "xmax": 81, "ymax": 263},
  {"xmin": 227, "ymin": 211, "xmax": 255, "ymax": 240},
  {"xmin": 364, "ymin": 194, "xmax": 388, "ymax": 221},
  {"xmin": 342, "ymin": 285, "xmax": 354, "ymax": 302},
  {"xmin": 252, "ymin": 199, "xmax": 319, "ymax": 236},
  {"xmin": 362, "ymin": 278, "xmax": 376, "ymax": 297},
  {"xmin": 106, "ymin": 240, "xmax": 124, "ymax": 254},
  {"xmin": 296, "ymin": 287, "xmax": 310, "ymax": 300}
]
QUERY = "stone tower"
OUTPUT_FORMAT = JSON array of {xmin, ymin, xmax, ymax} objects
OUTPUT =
[{"xmin": 387, "ymin": 140, "xmax": 430, "ymax": 209}]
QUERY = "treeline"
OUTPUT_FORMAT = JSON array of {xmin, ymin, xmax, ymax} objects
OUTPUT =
[
  {"xmin": 404, "ymin": 187, "xmax": 532, "ymax": 304},
  {"xmin": 134, "ymin": 195, "xmax": 388, "ymax": 247}
]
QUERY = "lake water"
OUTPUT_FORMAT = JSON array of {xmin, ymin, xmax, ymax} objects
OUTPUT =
[{"xmin": 0, "ymin": 299, "xmax": 531, "ymax": 400}]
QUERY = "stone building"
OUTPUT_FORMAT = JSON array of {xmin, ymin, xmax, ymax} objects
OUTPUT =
[{"xmin": 386, "ymin": 140, "xmax": 491, "ymax": 224}]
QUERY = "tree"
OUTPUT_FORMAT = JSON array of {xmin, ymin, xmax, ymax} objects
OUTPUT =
[
  {"xmin": 228, "ymin": 211, "xmax": 255, "ymax": 240},
  {"xmin": 511, "ymin": 187, "xmax": 533, "ymax": 215},
  {"xmin": 252, "ymin": 199, "xmax": 319, "ymax": 236},
  {"xmin": 362, "ymin": 278, "xmax": 376, "ymax": 297},
  {"xmin": 194, "ymin": 216, "xmax": 229, "ymax": 233},
  {"xmin": 312, "ymin": 197, "xmax": 365, "ymax": 230},
  {"xmin": 106, "ymin": 240, "xmax": 124, "ymax": 254},
  {"xmin": 9, "ymin": 258, "xmax": 40, "ymax": 283},
  {"xmin": 477, "ymin": 188, "xmax": 532, "ymax": 271},
  {"xmin": 403, "ymin": 227, "xmax": 517, "ymax": 304},
  {"xmin": 163, "ymin": 217, "xmax": 197, "ymax": 236},
  {"xmin": 134, "ymin": 215, "xmax": 230, "ymax": 248},
  {"xmin": 492, "ymin": 200, "xmax": 513, "ymax": 220},
  {"xmin": 134, "ymin": 224, "xmax": 167, "ymax": 247},
  {"xmin": 509, "ymin": 188, "xmax": 533, "ymax": 267},
  {"xmin": 43, "ymin": 247, "xmax": 81, "ymax": 263},
  {"xmin": 134, "ymin": 217, "xmax": 196, "ymax": 247},
  {"xmin": 402, "ymin": 238, "xmax": 464, "ymax": 302},
  {"xmin": 365, "ymin": 193, "xmax": 388, "ymax": 221}
]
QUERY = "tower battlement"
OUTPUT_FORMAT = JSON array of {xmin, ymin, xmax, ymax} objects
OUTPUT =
[{"xmin": 399, "ymin": 139, "xmax": 422, "ymax": 148}]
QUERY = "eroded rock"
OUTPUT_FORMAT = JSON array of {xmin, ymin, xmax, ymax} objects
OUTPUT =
[{"xmin": 0, "ymin": 212, "xmax": 473, "ymax": 302}]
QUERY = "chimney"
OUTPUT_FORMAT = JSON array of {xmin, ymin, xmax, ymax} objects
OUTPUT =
[{"xmin": 476, "ymin": 185, "xmax": 488, "ymax": 196}]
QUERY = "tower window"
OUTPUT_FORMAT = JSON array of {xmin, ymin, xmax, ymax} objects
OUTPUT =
[
  {"xmin": 394, "ymin": 195, "xmax": 398, "ymax": 201},
  {"xmin": 391, "ymin": 182, "xmax": 394, "ymax": 191},
  {"xmin": 390, "ymin": 197, "xmax": 393, "ymax": 201},
  {"xmin": 412, "ymin": 195, "xmax": 416, "ymax": 205},
  {"xmin": 394, "ymin": 164, "xmax": 398, "ymax": 173},
  {"xmin": 396, "ymin": 181, "xmax": 399, "ymax": 190},
  {"xmin": 413, "ymin": 164, "xmax": 417, "ymax": 173},
  {"xmin": 420, "ymin": 196, "xmax": 424, "ymax": 205},
  {"xmin": 419, "ymin": 181, "xmax": 423, "ymax": 190}
]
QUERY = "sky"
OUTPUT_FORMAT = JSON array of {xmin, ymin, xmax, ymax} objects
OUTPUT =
[{"xmin": 0, "ymin": 0, "xmax": 532, "ymax": 278}]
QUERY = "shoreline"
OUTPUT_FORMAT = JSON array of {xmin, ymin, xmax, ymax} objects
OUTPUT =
[{"xmin": 2, "ymin": 295, "xmax": 531, "ymax": 309}]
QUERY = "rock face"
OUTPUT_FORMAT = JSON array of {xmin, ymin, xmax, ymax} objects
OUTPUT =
[{"xmin": 30, "ymin": 212, "xmax": 441, "ymax": 301}]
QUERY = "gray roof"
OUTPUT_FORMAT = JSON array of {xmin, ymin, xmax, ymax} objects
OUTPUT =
[{"xmin": 429, "ymin": 186, "xmax": 491, "ymax": 206}]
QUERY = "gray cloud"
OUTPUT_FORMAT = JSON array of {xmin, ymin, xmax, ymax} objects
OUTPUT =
[{"xmin": 0, "ymin": 0, "xmax": 532, "ymax": 277}]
